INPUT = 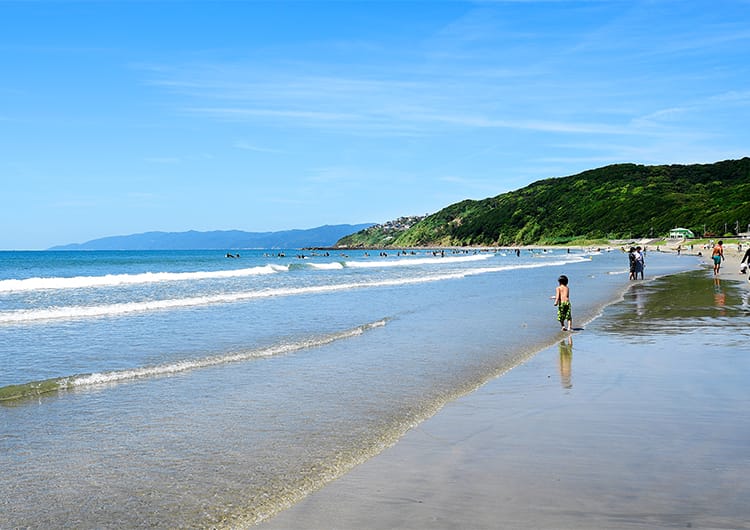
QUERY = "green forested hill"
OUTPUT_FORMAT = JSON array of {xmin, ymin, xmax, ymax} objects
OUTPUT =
[{"xmin": 338, "ymin": 158, "xmax": 750, "ymax": 247}]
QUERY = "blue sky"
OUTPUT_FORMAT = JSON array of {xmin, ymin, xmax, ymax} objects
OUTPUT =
[{"xmin": 1, "ymin": 1, "xmax": 749, "ymax": 249}]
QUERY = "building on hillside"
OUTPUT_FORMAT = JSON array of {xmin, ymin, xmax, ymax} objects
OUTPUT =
[{"xmin": 668, "ymin": 227, "xmax": 695, "ymax": 239}]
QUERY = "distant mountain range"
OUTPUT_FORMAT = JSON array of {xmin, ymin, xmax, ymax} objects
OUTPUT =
[{"xmin": 49, "ymin": 224, "xmax": 374, "ymax": 251}]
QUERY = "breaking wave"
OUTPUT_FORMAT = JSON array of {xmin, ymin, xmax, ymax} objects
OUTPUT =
[
  {"xmin": 0, "ymin": 265, "xmax": 289, "ymax": 293},
  {"xmin": 344, "ymin": 253, "xmax": 493, "ymax": 268},
  {"xmin": 0, "ymin": 319, "xmax": 388, "ymax": 402},
  {"xmin": 0, "ymin": 257, "xmax": 586, "ymax": 324}
]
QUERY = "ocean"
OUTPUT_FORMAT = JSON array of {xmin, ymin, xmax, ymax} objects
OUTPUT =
[{"xmin": 0, "ymin": 248, "xmax": 698, "ymax": 528}]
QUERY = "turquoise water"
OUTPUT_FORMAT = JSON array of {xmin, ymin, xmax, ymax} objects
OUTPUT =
[{"xmin": 0, "ymin": 248, "xmax": 698, "ymax": 527}]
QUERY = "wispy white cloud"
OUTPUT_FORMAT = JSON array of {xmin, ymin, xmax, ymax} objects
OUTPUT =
[
  {"xmin": 136, "ymin": 0, "xmax": 749, "ymax": 189},
  {"xmin": 144, "ymin": 153, "xmax": 214, "ymax": 164},
  {"xmin": 186, "ymin": 107, "xmax": 361, "ymax": 123},
  {"xmin": 306, "ymin": 165, "xmax": 411, "ymax": 186},
  {"xmin": 233, "ymin": 141, "xmax": 283, "ymax": 153},
  {"xmin": 419, "ymin": 113, "xmax": 635, "ymax": 135},
  {"xmin": 709, "ymin": 90, "xmax": 750, "ymax": 104},
  {"xmin": 186, "ymin": 101, "xmax": 636, "ymax": 136}
]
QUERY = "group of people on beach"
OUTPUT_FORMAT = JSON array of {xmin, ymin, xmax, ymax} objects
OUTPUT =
[
  {"xmin": 627, "ymin": 246, "xmax": 645, "ymax": 280},
  {"xmin": 553, "ymin": 239, "xmax": 750, "ymax": 332}
]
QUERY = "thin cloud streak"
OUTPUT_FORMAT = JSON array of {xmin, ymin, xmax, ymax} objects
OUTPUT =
[
  {"xmin": 185, "ymin": 107, "xmax": 361, "ymax": 122},
  {"xmin": 233, "ymin": 141, "xmax": 283, "ymax": 154},
  {"xmin": 184, "ymin": 102, "xmax": 640, "ymax": 136}
]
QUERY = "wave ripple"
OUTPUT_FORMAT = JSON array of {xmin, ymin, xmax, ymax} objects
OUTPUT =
[{"xmin": 0, "ymin": 319, "xmax": 388, "ymax": 403}]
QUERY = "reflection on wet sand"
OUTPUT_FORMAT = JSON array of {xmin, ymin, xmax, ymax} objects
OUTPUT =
[
  {"xmin": 603, "ymin": 270, "xmax": 748, "ymax": 337},
  {"xmin": 634, "ymin": 286, "xmax": 646, "ymax": 317},
  {"xmin": 713, "ymin": 277, "xmax": 726, "ymax": 314},
  {"xmin": 558, "ymin": 336, "xmax": 573, "ymax": 389}
]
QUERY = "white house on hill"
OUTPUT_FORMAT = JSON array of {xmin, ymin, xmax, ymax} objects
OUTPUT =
[{"xmin": 669, "ymin": 227, "xmax": 695, "ymax": 239}]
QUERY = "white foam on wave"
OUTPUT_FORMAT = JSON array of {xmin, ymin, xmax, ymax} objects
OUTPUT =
[
  {"xmin": 0, "ymin": 320, "xmax": 388, "ymax": 400},
  {"xmin": 306, "ymin": 262, "xmax": 345, "ymax": 270},
  {"xmin": 69, "ymin": 319, "xmax": 387, "ymax": 389},
  {"xmin": 0, "ymin": 256, "xmax": 587, "ymax": 324},
  {"xmin": 0, "ymin": 265, "xmax": 289, "ymax": 293},
  {"xmin": 345, "ymin": 253, "xmax": 494, "ymax": 268}
]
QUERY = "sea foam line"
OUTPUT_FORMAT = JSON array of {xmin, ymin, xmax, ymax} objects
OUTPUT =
[
  {"xmin": 0, "ymin": 257, "xmax": 587, "ymax": 324},
  {"xmin": 0, "ymin": 319, "xmax": 388, "ymax": 402},
  {"xmin": 305, "ymin": 262, "xmax": 345, "ymax": 270},
  {"xmin": 295, "ymin": 254, "xmax": 492, "ymax": 271},
  {"xmin": 0, "ymin": 264, "xmax": 289, "ymax": 293},
  {"xmin": 344, "ymin": 253, "xmax": 493, "ymax": 268}
]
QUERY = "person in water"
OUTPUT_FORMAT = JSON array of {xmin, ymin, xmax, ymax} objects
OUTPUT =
[
  {"xmin": 553, "ymin": 274, "xmax": 572, "ymax": 332},
  {"xmin": 634, "ymin": 246, "xmax": 645, "ymax": 279}
]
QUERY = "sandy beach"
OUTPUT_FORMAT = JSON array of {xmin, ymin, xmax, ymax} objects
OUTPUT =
[{"xmin": 261, "ymin": 257, "xmax": 750, "ymax": 529}]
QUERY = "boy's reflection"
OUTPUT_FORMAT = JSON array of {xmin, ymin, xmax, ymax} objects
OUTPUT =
[
  {"xmin": 713, "ymin": 277, "xmax": 726, "ymax": 314},
  {"xmin": 558, "ymin": 335, "xmax": 573, "ymax": 389}
]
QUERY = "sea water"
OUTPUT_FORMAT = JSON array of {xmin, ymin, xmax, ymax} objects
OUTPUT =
[{"xmin": 0, "ymin": 248, "xmax": 698, "ymax": 528}]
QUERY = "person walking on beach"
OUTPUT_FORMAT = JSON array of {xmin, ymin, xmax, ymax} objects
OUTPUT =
[
  {"xmin": 740, "ymin": 247, "xmax": 750, "ymax": 274},
  {"xmin": 553, "ymin": 274, "xmax": 572, "ymax": 332},
  {"xmin": 712, "ymin": 240, "xmax": 724, "ymax": 275},
  {"xmin": 634, "ymin": 246, "xmax": 645, "ymax": 279}
]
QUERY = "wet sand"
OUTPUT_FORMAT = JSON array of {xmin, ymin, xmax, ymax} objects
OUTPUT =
[{"xmin": 261, "ymin": 266, "xmax": 750, "ymax": 529}]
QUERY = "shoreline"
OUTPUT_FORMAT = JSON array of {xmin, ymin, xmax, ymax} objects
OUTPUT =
[{"xmin": 261, "ymin": 264, "xmax": 750, "ymax": 529}]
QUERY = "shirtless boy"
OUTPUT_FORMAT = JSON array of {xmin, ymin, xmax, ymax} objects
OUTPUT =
[
  {"xmin": 712, "ymin": 240, "xmax": 724, "ymax": 275},
  {"xmin": 553, "ymin": 274, "xmax": 572, "ymax": 332}
]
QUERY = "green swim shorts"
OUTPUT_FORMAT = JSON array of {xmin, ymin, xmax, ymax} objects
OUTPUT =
[{"xmin": 557, "ymin": 301, "xmax": 571, "ymax": 323}]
